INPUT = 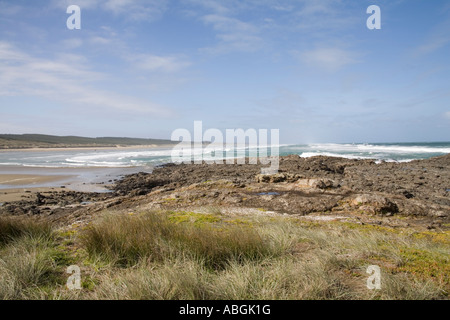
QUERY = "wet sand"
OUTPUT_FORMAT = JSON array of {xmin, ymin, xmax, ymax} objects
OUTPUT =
[
  {"xmin": 0, "ymin": 145, "xmax": 168, "ymax": 191},
  {"xmin": 0, "ymin": 173, "xmax": 75, "ymax": 202},
  {"xmin": 0, "ymin": 165, "xmax": 151, "ymax": 195},
  {"xmin": 0, "ymin": 174, "xmax": 74, "ymax": 186},
  {"xmin": 0, "ymin": 187, "xmax": 66, "ymax": 203}
]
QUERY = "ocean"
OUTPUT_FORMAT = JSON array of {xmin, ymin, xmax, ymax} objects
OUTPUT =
[
  {"xmin": 282, "ymin": 142, "xmax": 450, "ymax": 162},
  {"xmin": 0, "ymin": 142, "xmax": 449, "ymax": 168}
]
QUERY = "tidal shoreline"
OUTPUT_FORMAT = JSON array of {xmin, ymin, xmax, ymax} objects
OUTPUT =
[
  {"xmin": 0, "ymin": 173, "xmax": 75, "ymax": 186},
  {"xmin": 0, "ymin": 154, "xmax": 448, "ymax": 231},
  {"xmin": 0, "ymin": 165, "xmax": 152, "ymax": 196}
]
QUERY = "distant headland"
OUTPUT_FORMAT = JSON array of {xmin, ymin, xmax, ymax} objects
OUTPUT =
[{"xmin": 0, "ymin": 134, "xmax": 177, "ymax": 150}]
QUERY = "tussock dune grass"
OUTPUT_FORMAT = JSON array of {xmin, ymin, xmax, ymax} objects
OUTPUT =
[
  {"xmin": 81, "ymin": 212, "xmax": 278, "ymax": 269},
  {"xmin": 0, "ymin": 217, "xmax": 70, "ymax": 299},
  {"xmin": 0, "ymin": 217, "xmax": 53, "ymax": 245},
  {"xmin": 0, "ymin": 211, "xmax": 448, "ymax": 300}
]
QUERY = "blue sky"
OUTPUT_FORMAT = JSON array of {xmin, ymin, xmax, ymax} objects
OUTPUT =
[{"xmin": 0, "ymin": 0, "xmax": 449, "ymax": 144}]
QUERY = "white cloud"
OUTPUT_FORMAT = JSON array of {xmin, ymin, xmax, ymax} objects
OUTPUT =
[
  {"xmin": 0, "ymin": 41, "xmax": 172, "ymax": 117},
  {"xmin": 203, "ymin": 14, "xmax": 255, "ymax": 34},
  {"xmin": 290, "ymin": 0, "xmax": 359, "ymax": 33},
  {"xmin": 445, "ymin": 111, "xmax": 450, "ymax": 120},
  {"xmin": 129, "ymin": 54, "xmax": 191, "ymax": 73},
  {"xmin": 414, "ymin": 37, "xmax": 450, "ymax": 58},
  {"xmin": 180, "ymin": 0, "xmax": 265, "ymax": 54},
  {"xmin": 62, "ymin": 38, "xmax": 83, "ymax": 49},
  {"xmin": 185, "ymin": 0, "xmax": 231, "ymax": 15},
  {"xmin": 54, "ymin": 0, "xmax": 168, "ymax": 21},
  {"xmin": 298, "ymin": 47, "xmax": 359, "ymax": 72},
  {"xmin": 89, "ymin": 36, "xmax": 112, "ymax": 45},
  {"xmin": 200, "ymin": 14, "xmax": 263, "ymax": 54},
  {"xmin": 189, "ymin": 0, "xmax": 355, "ymax": 55},
  {"xmin": 411, "ymin": 13, "xmax": 450, "ymax": 58},
  {"xmin": 104, "ymin": 0, "xmax": 168, "ymax": 21},
  {"xmin": 297, "ymin": 0, "xmax": 334, "ymax": 16},
  {"xmin": 272, "ymin": 4, "xmax": 294, "ymax": 12},
  {"xmin": 104, "ymin": 0, "xmax": 135, "ymax": 13},
  {"xmin": 0, "ymin": 1, "xmax": 23, "ymax": 16},
  {"xmin": 54, "ymin": 0, "xmax": 100, "ymax": 10}
]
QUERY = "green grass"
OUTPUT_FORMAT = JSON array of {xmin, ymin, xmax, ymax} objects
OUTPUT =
[
  {"xmin": 0, "ymin": 211, "xmax": 448, "ymax": 300},
  {"xmin": 167, "ymin": 211, "xmax": 222, "ymax": 225},
  {"xmin": 81, "ymin": 212, "xmax": 277, "ymax": 269},
  {"xmin": 0, "ymin": 217, "xmax": 53, "ymax": 246},
  {"xmin": 0, "ymin": 217, "xmax": 71, "ymax": 299}
]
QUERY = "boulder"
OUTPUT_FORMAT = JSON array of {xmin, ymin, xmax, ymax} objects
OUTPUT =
[
  {"xmin": 296, "ymin": 178, "xmax": 335, "ymax": 189},
  {"xmin": 255, "ymin": 173, "xmax": 303, "ymax": 183},
  {"xmin": 351, "ymin": 194, "xmax": 399, "ymax": 215}
]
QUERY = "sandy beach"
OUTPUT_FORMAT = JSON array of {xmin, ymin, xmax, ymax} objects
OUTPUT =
[
  {"xmin": 0, "ymin": 145, "xmax": 173, "ymax": 192},
  {"xmin": 0, "ymin": 165, "xmax": 150, "ymax": 196},
  {"xmin": 0, "ymin": 174, "xmax": 74, "ymax": 186},
  {"xmin": 0, "ymin": 187, "xmax": 67, "ymax": 203},
  {"xmin": 0, "ymin": 173, "xmax": 75, "ymax": 202}
]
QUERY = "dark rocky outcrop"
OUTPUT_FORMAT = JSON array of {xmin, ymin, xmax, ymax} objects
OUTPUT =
[{"xmin": 1, "ymin": 155, "xmax": 449, "ymax": 227}]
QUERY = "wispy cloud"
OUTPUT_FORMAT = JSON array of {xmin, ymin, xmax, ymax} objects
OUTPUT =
[
  {"xmin": 53, "ymin": 0, "xmax": 99, "ymax": 10},
  {"xmin": 411, "ymin": 7, "xmax": 450, "ymax": 58},
  {"xmin": 413, "ymin": 36, "xmax": 450, "ymax": 58},
  {"xmin": 200, "ymin": 14, "xmax": 263, "ymax": 54},
  {"xmin": 89, "ymin": 36, "xmax": 113, "ymax": 45},
  {"xmin": 186, "ymin": 0, "xmax": 359, "ymax": 55},
  {"xmin": 185, "ymin": 0, "xmax": 231, "ymax": 15},
  {"xmin": 296, "ymin": 47, "xmax": 359, "ymax": 72},
  {"xmin": 0, "ymin": 1, "xmax": 23, "ymax": 16},
  {"xmin": 0, "ymin": 41, "xmax": 172, "ymax": 117},
  {"xmin": 291, "ymin": 0, "xmax": 359, "ymax": 33},
  {"xmin": 129, "ymin": 54, "xmax": 191, "ymax": 73},
  {"xmin": 183, "ymin": 0, "xmax": 264, "ymax": 54},
  {"xmin": 61, "ymin": 38, "xmax": 84, "ymax": 49},
  {"xmin": 54, "ymin": 0, "xmax": 168, "ymax": 21},
  {"xmin": 104, "ymin": 0, "xmax": 168, "ymax": 21},
  {"xmin": 445, "ymin": 111, "xmax": 450, "ymax": 120}
]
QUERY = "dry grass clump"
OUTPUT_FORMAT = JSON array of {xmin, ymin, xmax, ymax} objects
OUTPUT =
[
  {"xmin": 0, "ymin": 216, "xmax": 53, "ymax": 245},
  {"xmin": 1, "ymin": 211, "xmax": 448, "ymax": 300},
  {"xmin": 0, "ymin": 217, "xmax": 68, "ymax": 300},
  {"xmin": 81, "ymin": 212, "xmax": 277, "ymax": 269}
]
